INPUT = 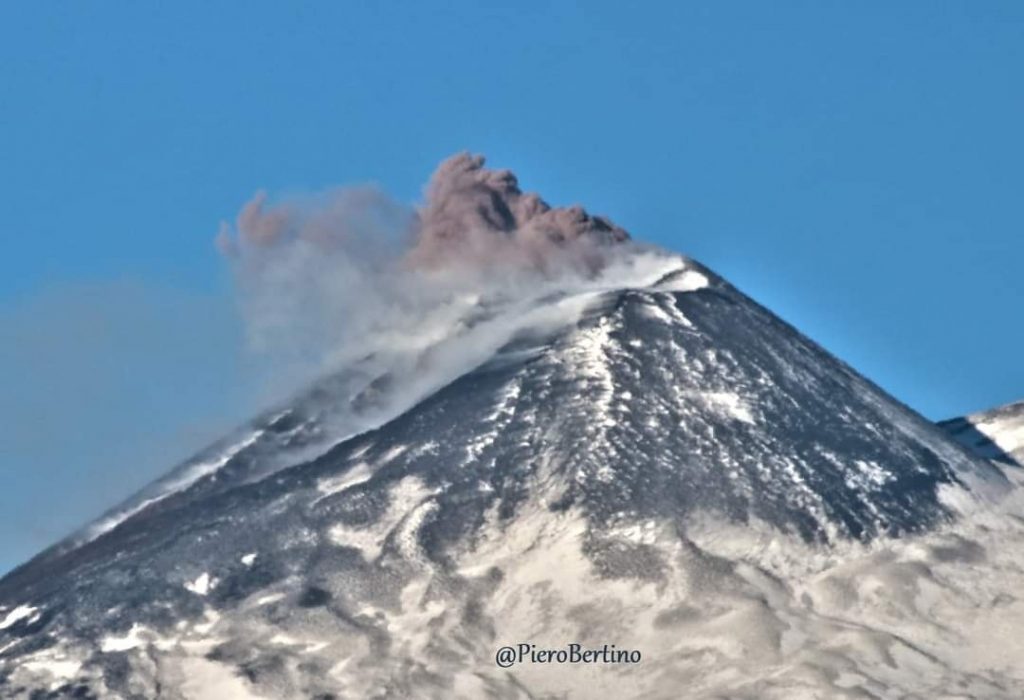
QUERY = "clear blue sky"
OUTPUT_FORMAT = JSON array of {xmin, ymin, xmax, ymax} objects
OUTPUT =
[{"xmin": 2, "ymin": 2, "xmax": 1022, "ymax": 573}]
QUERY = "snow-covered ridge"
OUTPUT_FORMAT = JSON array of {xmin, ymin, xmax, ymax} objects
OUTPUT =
[
  {"xmin": 941, "ymin": 400, "xmax": 1024, "ymax": 466},
  {"xmin": 83, "ymin": 429, "xmax": 265, "ymax": 542}
]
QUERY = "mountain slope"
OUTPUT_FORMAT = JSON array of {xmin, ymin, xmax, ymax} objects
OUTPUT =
[{"xmin": 0, "ymin": 255, "xmax": 1010, "ymax": 699}]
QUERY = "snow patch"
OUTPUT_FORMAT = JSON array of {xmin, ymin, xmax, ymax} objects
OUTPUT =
[
  {"xmin": 177, "ymin": 656, "xmax": 265, "ymax": 700},
  {"xmin": 184, "ymin": 573, "xmax": 217, "ymax": 596},
  {"xmin": 699, "ymin": 391, "xmax": 756, "ymax": 425},
  {"xmin": 973, "ymin": 413, "xmax": 1024, "ymax": 458},
  {"xmin": 563, "ymin": 317, "xmax": 617, "ymax": 429},
  {"xmin": 315, "ymin": 461, "xmax": 373, "ymax": 498},
  {"xmin": 0, "ymin": 605, "xmax": 37, "ymax": 630},
  {"xmin": 378, "ymin": 444, "xmax": 408, "ymax": 465},
  {"xmin": 101, "ymin": 623, "xmax": 148, "ymax": 652},
  {"xmin": 253, "ymin": 593, "xmax": 286, "ymax": 607},
  {"xmin": 327, "ymin": 476, "xmax": 436, "ymax": 561},
  {"xmin": 20, "ymin": 657, "xmax": 81, "ymax": 684}
]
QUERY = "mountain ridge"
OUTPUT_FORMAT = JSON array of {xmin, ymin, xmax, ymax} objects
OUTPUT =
[{"xmin": 940, "ymin": 400, "xmax": 1024, "ymax": 467}]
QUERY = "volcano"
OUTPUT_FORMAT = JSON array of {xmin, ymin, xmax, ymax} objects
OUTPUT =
[{"xmin": 1, "ymin": 156, "xmax": 1019, "ymax": 700}]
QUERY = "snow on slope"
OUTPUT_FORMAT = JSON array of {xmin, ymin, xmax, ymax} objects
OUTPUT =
[{"xmin": 941, "ymin": 400, "xmax": 1024, "ymax": 466}]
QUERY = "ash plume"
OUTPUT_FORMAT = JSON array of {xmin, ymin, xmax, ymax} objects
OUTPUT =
[
  {"xmin": 216, "ymin": 153, "xmax": 636, "ymax": 387},
  {"xmin": 411, "ymin": 152, "xmax": 629, "ymax": 272},
  {"xmin": 218, "ymin": 152, "xmax": 629, "ymax": 270}
]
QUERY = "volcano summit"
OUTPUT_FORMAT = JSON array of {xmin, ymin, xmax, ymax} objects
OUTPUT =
[{"xmin": 1, "ymin": 155, "xmax": 1020, "ymax": 699}]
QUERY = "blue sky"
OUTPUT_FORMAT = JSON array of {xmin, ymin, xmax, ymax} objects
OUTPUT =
[{"xmin": 1, "ymin": 2, "xmax": 1021, "ymax": 573}]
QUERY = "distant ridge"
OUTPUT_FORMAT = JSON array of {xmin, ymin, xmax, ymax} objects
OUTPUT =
[{"xmin": 940, "ymin": 400, "xmax": 1024, "ymax": 466}]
